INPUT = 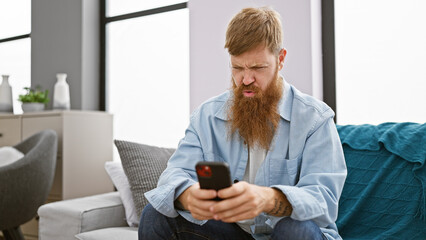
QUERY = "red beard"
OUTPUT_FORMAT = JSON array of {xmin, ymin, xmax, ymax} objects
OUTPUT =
[{"xmin": 228, "ymin": 72, "xmax": 283, "ymax": 150}]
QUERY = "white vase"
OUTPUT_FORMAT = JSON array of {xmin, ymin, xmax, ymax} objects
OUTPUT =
[
  {"xmin": 53, "ymin": 73, "xmax": 71, "ymax": 110},
  {"xmin": 0, "ymin": 75, "xmax": 13, "ymax": 113}
]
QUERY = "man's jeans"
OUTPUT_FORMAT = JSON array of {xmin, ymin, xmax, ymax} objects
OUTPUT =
[{"xmin": 139, "ymin": 204, "xmax": 326, "ymax": 240}]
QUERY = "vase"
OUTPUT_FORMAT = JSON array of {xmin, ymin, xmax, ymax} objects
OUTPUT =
[
  {"xmin": 53, "ymin": 73, "xmax": 71, "ymax": 110},
  {"xmin": 22, "ymin": 102, "xmax": 45, "ymax": 113},
  {"xmin": 0, "ymin": 75, "xmax": 13, "ymax": 113}
]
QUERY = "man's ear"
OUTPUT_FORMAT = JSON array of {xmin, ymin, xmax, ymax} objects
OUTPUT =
[{"xmin": 278, "ymin": 48, "xmax": 287, "ymax": 70}]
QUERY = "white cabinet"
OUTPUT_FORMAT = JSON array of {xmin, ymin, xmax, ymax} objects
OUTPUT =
[
  {"xmin": 0, "ymin": 115, "xmax": 21, "ymax": 146},
  {"xmin": 0, "ymin": 111, "xmax": 114, "ymax": 239}
]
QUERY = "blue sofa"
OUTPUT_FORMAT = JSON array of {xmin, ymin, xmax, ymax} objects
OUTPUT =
[
  {"xmin": 38, "ymin": 122, "xmax": 426, "ymax": 240},
  {"xmin": 336, "ymin": 122, "xmax": 426, "ymax": 239}
]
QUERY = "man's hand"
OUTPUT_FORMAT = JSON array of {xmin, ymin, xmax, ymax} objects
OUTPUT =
[
  {"xmin": 177, "ymin": 182, "xmax": 292, "ymax": 222},
  {"xmin": 176, "ymin": 183, "xmax": 218, "ymax": 220},
  {"xmin": 209, "ymin": 181, "xmax": 292, "ymax": 222}
]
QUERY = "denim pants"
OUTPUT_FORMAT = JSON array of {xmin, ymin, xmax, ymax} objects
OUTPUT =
[{"xmin": 139, "ymin": 204, "xmax": 326, "ymax": 240}]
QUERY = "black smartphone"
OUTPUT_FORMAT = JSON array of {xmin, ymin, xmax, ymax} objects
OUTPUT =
[{"xmin": 195, "ymin": 161, "xmax": 232, "ymax": 200}]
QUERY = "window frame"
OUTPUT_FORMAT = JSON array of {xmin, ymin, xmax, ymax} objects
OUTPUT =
[
  {"xmin": 0, "ymin": 5, "xmax": 31, "ymax": 114},
  {"xmin": 321, "ymin": 0, "xmax": 337, "ymax": 122},
  {"xmin": 0, "ymin": 2, "xmax": 31, "ymax": 44},
  {"xmin": 0, "ymin": 34, "xmax": 30, "ymax": 44},
  {"xmin": 99, "ymin": 0, "xmax": 188, "ymax": 111}
]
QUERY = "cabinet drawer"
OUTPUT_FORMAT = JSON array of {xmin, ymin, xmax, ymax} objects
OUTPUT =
[
  {"xmin": 0, "ymin": 118, "xmax": 21, "ymax": 146},
  {"xmin": 22, "ymin": 116, "xmax": 63, "ymax": 153}
]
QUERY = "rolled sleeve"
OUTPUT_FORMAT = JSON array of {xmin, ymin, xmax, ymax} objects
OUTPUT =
[
  {"xmin": 145, "ymin": 170, "xmax": 207, "ymax": 225},
  {"xmin": 145, "ymin": 115, "xmax": 207, "ymax": 223},
  {"xmin": 145, "ymin": 183, "xmax": 179, "ymax": 217}
]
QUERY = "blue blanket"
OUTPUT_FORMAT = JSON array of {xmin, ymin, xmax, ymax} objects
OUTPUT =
[{"xmin": 336, "ymin": 122, "xmax": 426, "ymax": 240}]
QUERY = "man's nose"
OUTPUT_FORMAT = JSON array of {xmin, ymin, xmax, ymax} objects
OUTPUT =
[{"xmin": 242, "ymin": 71, "xmax": 255, "ymax": 86}]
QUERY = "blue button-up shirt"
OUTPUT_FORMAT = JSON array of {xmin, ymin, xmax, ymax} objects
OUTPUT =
[{"xmin": 145, "ymin": 80, "xmax": 347, "ymax": 240}]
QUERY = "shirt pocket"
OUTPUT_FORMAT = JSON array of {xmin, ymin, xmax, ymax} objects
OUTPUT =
[
  {"xmin": 269, "ymin": 155, "xmax": 302, "ymax": 186},
  {"xmin": 286, "ymin": 155, "xmax": 302, "ymax": 185}
]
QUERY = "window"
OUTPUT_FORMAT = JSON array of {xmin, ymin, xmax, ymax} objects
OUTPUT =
[
  {"xmin": 107, "ymin": 0, "xmax": 186, "ymax": 17},
  {"xmin": 103, "ymin": 2, "xmax": 189, "ymax": 151},
  {"xmin": 0, "ymin": 1, "xmax": 31, "ymax": 114},
  {"xmin": 323, "ymin": 0, "xmax": 426, "ymax": 124}
]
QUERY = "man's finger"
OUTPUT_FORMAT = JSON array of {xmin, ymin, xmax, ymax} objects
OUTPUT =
[
  {"xmin": 210, "ymin": 192, "xmax": 249, "ymax": 214},
  {"xmin": 190, "ymin": 183, "xmax": 218, "ymax": 200},
  {"xmin": 188, "ymin": 200, "xmax": 215, "ymax": 212},
  {"xmin": 217, "ymin": 181, "xmax": 247, "ymax": 199},
  {"xmin": 214, "ymin": 201, "xmax": 261, "ymax": 221},
  {"xmin": 187, "ymin": 198, "xmax": 215, "ymax": 219},
  {"xmin": 190, "ymin": 206, "xmax": 215, "ymax": 219}
]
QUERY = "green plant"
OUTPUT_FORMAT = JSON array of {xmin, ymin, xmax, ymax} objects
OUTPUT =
[{"xmin": 18, "ymin": 86, "xmax": 50, "ymax": 104}]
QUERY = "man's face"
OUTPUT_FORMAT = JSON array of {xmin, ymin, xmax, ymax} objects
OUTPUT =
[
  {"xmin": 230, "ymin": 45, "xmax": 286, "ymax": 95},
  {"xmin": 227, "ymin": 45, "xmax": 286, "ymax": 150}
]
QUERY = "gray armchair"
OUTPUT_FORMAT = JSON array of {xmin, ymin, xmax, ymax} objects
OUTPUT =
[{"xmin": 0, "ymin": 129, "xmax": 58, "ymax": 240}]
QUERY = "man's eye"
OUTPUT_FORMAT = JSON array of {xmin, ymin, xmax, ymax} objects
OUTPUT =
[
  {"xmin": 253, "ymin": 66, "xmax": 266, "ymax": 70},
  {"xmin": 232, "ymin": 67, "xmax": 243, "ymax": 70}
]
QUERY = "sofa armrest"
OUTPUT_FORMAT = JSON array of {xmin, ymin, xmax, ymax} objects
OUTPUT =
[{"xmin": 38, "ymin": 192, "xmax": 128, "ymax": 240}]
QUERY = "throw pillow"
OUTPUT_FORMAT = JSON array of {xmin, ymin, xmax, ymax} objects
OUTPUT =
[
  {"xmin": 104, "ymin": 161, "xmax": 139, "ymax": 227},
  {"xmin": 0, "ymin": 146, "xmax": 24, "ymax": 167},
  {"xmin": 114, "ymin": 140, "xmax": 175, "ymax": 219}
]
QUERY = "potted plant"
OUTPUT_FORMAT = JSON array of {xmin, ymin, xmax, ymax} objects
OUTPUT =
[{"xmin": 18, "ymin": 86, "xmax": 50, "ymax": 112}]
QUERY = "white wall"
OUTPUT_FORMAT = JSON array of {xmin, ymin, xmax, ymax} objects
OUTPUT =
[{"xmin": 189, "ymin": 0, "xmax": 323, "ymax": 112}]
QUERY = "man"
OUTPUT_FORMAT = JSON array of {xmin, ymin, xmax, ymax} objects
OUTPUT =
[{"xmin": 140, "ymin": 7, "xmax": 347, "ymax": 240}]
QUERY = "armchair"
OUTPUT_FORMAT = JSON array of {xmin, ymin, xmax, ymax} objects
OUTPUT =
[{"xmin": 0, "ymin": 129, "xmax": 58, "ymax": 240}]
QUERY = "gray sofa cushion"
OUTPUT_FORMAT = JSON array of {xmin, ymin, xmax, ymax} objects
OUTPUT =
[
  {"xmin": 75, "ymin": 227, "xmax": 137, "ymax": 240},
  {"xmin": 114, "ymin": 140, "xmax": 175, "ymax": 219},
  {"xmin": 38, "ymin": 192, "xmax": 127, "ymax": 240}
]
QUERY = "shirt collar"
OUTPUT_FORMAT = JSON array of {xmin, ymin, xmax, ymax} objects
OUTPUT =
[{"xmin": 279, "ymin": 78, "xmax": 292, "ymax": 122}]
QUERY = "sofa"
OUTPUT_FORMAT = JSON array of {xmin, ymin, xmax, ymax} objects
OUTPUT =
[{"xmin": 38, "ymin": 122, "xmax": 426, "ymax": 240}]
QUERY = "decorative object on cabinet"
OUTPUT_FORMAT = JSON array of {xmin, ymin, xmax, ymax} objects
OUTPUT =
[
  {"xmin": 21, "ymin": 102, "xmax": 45, "ymax": 113},
  {"xmin": 18, "ymin": 86, "xmax": 49, "ymax": 113},
  {"xmin": 0, "ymin": 75, "xmax": 14, "ymax": 113},
  {"xmin": 53, "ymin": 73, "xmax": 71, "ymax": 110},
  {"xmin": 0, "ymin": 111, "xmax": 114, "ymax": 239}
]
